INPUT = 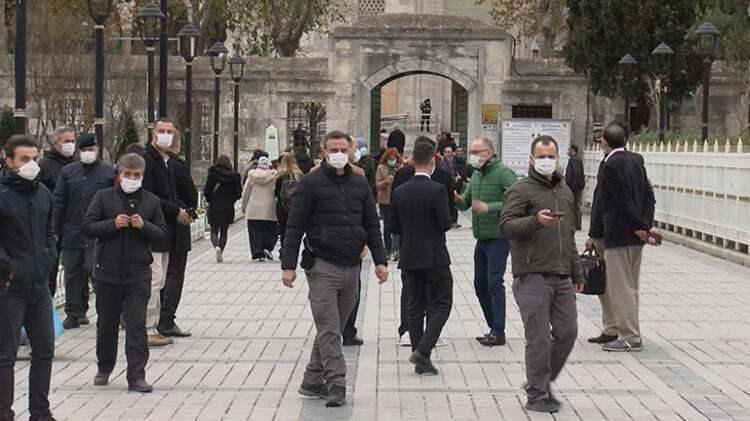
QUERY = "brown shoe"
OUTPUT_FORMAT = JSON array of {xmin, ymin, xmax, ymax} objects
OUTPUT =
[
  {"xmin": 148, "ymin": 334, "xmax": 174, "ymax": 347},
  {"xmin": 588, "ymin": 333, "xmax": 618, "ymax": 344},
  {"xmin": 478, "ymin": 335, "xmax": 506, "ymax": 347}
]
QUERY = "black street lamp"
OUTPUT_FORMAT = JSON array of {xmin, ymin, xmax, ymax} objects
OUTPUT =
[
  {"xmin": 14, "ymin": 0, "xmax": 27, "ymax": 134},
  {"xmin": 86, "ymin": 0, "xmax": 114, "ymax": 144},
  {"xmin": 177, "ymin": 23, "xmax": 200, "ymax": 170},
  {"xmin": 228, "ymin": 54, "xmax": 246, "ymax": 171},
  {"xmin": 651, "ymin": 43, "xmax": 674, "ymax": 142},
  {"xmin": 137, "ymin": 3, "xmax": 164, "ymax": 140},
  {"xmin": 618, "ymin": 54, "xmax": 638, "ymax": 123},
  {"xmin": 158, "ymin": 0, "xmax": 168, "ymax": 118},
  {"xmin": 207, "ymin": 41, "xmax": 228, "ymax": 162},
  {"xmin": 695, "ymin": 22, "xmax": 720, "ymax": 142}
]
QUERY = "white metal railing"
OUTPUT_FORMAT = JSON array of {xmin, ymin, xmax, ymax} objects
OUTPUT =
[
  {"xmin": 583, "ymin": 140, "xmax": 750, "ymax": 255},
  {"xmin": 381, "ymin": 113, "xmax": 443, "ymax": 133}
]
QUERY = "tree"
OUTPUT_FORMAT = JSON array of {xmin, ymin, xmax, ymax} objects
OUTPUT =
[
  {"xmin": 114, "ymin": 110, "xmax": 139, "ymax": 160},
  {"xmin": 226, "ymin": 0, "xmax": 348, "ymax": 57},
  {"xmin": 0, "ymin": 107, "xmax": 14, "ymax": 149},
  {"xmin": 477, "ymin": 0, "xmax": 567, "ymax": 58},
  {"xmin": 565, "ymin": 0, "xmax": 704, "ymax": 128}
]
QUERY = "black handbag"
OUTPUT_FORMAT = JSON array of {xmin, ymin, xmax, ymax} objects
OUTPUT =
[{"xmin": 580, "ymin": 248, "xmax": 606, "ymax": 295}]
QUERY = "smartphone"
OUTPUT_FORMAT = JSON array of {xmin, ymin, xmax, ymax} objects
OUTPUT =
[{"xmin": 550, "ymin": 211, "xmax": 565, "ymax": 218}]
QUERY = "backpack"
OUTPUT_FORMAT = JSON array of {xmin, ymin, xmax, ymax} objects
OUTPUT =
[{"xmin": 280, "ymin": 177, "xmax": 300, "ymax": 213}]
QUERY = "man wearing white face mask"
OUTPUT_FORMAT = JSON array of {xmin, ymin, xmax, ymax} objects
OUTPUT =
[
  {"xmin": 499, "ymin": 135, "xmax": 584, "ymax": 414},
  {"xmin": 53, "ymin": 133, "xmax": 115, "ymax": 330},
  {"xmin": 142, "ymin": 118, "xmax": 191, "ymax": 347}
]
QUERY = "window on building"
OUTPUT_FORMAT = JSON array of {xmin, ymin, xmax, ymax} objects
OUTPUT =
[
  {"xmin": 358, "ymin": 0, "xmax": 385, "ymax": 16},
  {"xmin": 287, "ymin": 102, "xmax": 327, "ymax": 154},
  {"xmin": 512, "ymin": 104, "xmax": 553, "ymax": 119}
]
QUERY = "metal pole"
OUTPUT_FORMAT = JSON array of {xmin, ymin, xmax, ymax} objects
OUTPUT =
[
  {"xmin": 185, "ymin": 62, "xmax": 193, "ymax": 169},
  {"xmin": 659, "ymin": 79, "xmax": 667, "ymax": 142},
  {"xmin": 14, "ymin": 0, "xmax": 27, "ymax": 135},
  {"xmin": 147, "ymin": 47, "xmax": 156, "ymax": 141},
  {"xmin": 701, "ymin": 57, "xmax": 711, "ymax": 142},
  {"xmin": 158, "ymin": 0, "xmax": 168, "ymax": 118},
  {"xmin": 94, "ymin": 24, "xmax": 105, "ymax": 143},
  {"xmin": 624, "ymin": 93, "xmax": 630, "ymax": 123},
  {"xmin": 233, "ymin": 81, "xmax": 239, "ymax": 171},
  {"xmin": 213, "ymin": 75, "xmax": 220, "ymax": 162}
]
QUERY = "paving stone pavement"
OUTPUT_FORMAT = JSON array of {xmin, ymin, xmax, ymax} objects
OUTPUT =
[{"xmin": 11, "ymin": 216, "xmax": 750, "ymax": 421}]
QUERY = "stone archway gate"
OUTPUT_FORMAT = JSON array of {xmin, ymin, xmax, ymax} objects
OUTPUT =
[{"xmin": 327, "ymin": 14, "xmax": 512, "ymax": 149}]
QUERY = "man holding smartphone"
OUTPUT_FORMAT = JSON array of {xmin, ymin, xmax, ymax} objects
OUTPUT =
[{"xmin": 499, "ymin": 135, "xmax": 584, "ymax": 414}]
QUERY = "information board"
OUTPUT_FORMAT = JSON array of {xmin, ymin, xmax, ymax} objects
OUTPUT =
[
  {"xmin": 265, "ymin": 125, "xmax": 280, "ymax": 161},
  {"xmin": 500, "ymin": 119, "xmax": 573, "ymax": 178}
]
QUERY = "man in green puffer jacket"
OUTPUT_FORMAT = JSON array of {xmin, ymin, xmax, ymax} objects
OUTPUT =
[{"xmin": 455, "ymin": 137, "xmax": 517, "ymax": 347}]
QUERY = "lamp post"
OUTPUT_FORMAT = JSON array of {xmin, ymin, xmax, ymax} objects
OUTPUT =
[
  {"xmin": 158, "ymin": 0, "xmax": 168, "ymax": 118},
  {"xmin": 695, "ymin": 22, "xmax": 720, "ymax": 142},
  {"xmin": 14, "ymin": 0, "xmax": 27, "ymax": 134},
  {"xmin": 86, "ymin": 0, "xmax": 114, "ymax": 144},
  {"xmin": 618, "ymin": 54, "xmax": 638, "ymax": 123},
  {"xmin": 137, "ymin": 3, "xmax": 164, "ymax": 140},
  {"xmin": 228, "ymin": 54, "xmax": 246, "ymax": 171},
  {"xmin": 651, "ymin": 43, "xmax": 674, "ymax": 142},
  {"xmin": 177, "ymin": 23, "xmax": 200, "ymax": 170},
  {"xmin": 207, "ymin": 41, "xmax": 228, "ymax": 162}
]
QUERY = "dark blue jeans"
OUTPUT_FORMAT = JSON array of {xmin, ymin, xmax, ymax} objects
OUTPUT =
[
  {"xmin": 474, "ymin": 238, "xmax": 510, "ymax": 337},
  {"xmin": 0, "ymin": 289, "xmax": 54, "ymax": 420}
]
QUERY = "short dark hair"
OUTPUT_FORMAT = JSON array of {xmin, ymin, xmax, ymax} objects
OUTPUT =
[
  {"xmin": 4, "ymin": 135, "xmax": 38, "ymax": 158},
  {"xmin": 412, "ymin": 140, "xmax": 436, "ymax": 166},
  {"xmin": 415, "ymin": 136, "xmax": 435, "ymax": 148},
  {"xmin": 323, "ymin": 130, "xmax": 350, "ymax": 148},
  {"xmin": 569, "ymin": 145, "xmax": 579, "ymax": 154},
  {"xmin": 154, "ymin": 117, "xmax": 174, "ymax": 127},
  {"xmin": 603, "ymin": 122, "xmax": 627, "ymax": 148},
  {"xmin": 530, "ymin": 135, "xmax": 559, "ymax": 155},
  {"xmin": 123, "ymin": 143, "xmax": 146, "ymax": 157}
]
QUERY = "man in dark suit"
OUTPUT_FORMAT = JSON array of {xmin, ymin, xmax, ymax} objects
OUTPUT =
[
  {"xmin": 564, "ymin": 145, "xmax": 585, "ymax": 231},
  {"xmin": 387, "ymin": 123, "xmax": 406, "ymax": 155},
  {"xmin": 390, "ymin": 140, "xmax": 453, "ymax": 375}
]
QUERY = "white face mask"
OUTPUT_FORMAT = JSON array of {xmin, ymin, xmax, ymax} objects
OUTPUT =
[
  {"xmin": 468, "ymin": 154, "xmax": 482, "ymax": 168},
  {"xmin": 354, "ymin": 149, "xmax": 362, "ymax": 162},
  {"xmin": 18, "ymin": 160, "xmax": 41, "ymax": 181},
  {"xmin": 156, "ymin": 133, "xmax": 173, "ymax": 150},
  {"xmin": 120, "ymin": 177, "xmax": 142, "ymax": 194},
  {"xmin": 61, "ymin": 143, "xmax": 76, "ymax": 158},
  {"xmin": 313, "ymin": 159, "xmax": 322, "ymax": 167},
  {"xmin": 387, "ymin": 159, "xmax": 397, "ymax": 166},
  {"xmin": 80, "ymin": 150, "xmax": 98, "ymax": 164},
  {"xmin": 328, "ymin": 152, "xmax": 349, "ymax": 170},
  {"xmin": 534, "ymin": 157, "xmax": 557, "ymax": 176}
]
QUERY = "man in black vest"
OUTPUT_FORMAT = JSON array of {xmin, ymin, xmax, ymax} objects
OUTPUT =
[{"xmin": 390, "ymin": 139, "xmax": 453, "ymax": 375}]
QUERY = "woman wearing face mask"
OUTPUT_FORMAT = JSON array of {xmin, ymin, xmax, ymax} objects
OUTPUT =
[
  {"xmin": 375, "ymin": 148, "xmax": 403, "ymax": 260},
  {"xmin": 241, "ymin": 156, "xmax": 279, "ymax": 262}
]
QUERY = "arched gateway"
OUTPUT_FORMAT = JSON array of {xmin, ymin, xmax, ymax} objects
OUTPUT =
[{"xmin": 327, "ymin": 14, "xmax": 512, "ymax": 151}]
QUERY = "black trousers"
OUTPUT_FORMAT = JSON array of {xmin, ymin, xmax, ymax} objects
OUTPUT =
[
  {"xmin": 210, "ymin": 224, "xmax": 229, "ymax": 251},
  {"xmin": 0, "ymin": 289, "xmax": 54, "ymax": 420},
  {"xmin": 398, "ymin": 271, "xmax": 409, "ymax": 337},
  {"xmin": 160, "ymin": 250, "xmax": 189, "ymax": 331},
  {"xmin": 48, "ymin": 242, "xmax": 61, "ymax": 297},
  {"xmin": 62, "ymin": 247, "xmax": 93, "ymax": 319},
  {"xmin": 94, "ymin": 280, "xmax": 150, "ymax": 384},
  {"xmin": 404, "ymin": 266, "xmax": 453, "ymax": 357},
  {"xmin": 247, "ymin": 220, "xmax": 278, "ymax": 258},
  {"xmin": 342, "ymin": 276, "xmax": 362, "ymax": 340}
]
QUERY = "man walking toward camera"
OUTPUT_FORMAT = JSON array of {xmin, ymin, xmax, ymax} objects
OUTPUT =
[
  {"xmin": 281, "ymin": 130, "xmax": 389, "ymax": 408},
  {"xmin": 500, "ymin": 135, "xmax": 584, "ymax": 414}
]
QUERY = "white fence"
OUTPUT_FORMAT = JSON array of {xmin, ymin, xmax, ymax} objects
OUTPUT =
[{"xmin": 583, "ymin": 140, "xmax": 750, "ymax": 255}]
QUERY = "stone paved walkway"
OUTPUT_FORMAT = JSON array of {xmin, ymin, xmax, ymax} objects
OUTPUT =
[{"xmin": 12, "ymin": 216, "xmax": 750, "ymax": 420}]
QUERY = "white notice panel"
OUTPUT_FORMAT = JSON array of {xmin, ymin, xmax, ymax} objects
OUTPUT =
[
  {"xmin": 500, "ymin": 119, "xmax": 573, "ymax": 178},
  {"xmin": 265, "ymin": 125, "xmax": 280, "ymax": 161}
]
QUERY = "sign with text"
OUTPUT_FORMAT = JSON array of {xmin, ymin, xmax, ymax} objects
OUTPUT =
[
  {"xmin": 500, "ymin": 119, "xmax": 573, "ymax": 178},
  {"xmin": 265, "ymin": 125, "xmax": 279, "ymax": 161},
  {"xmin": 482, "ymin": 104, "xmax": 501, "ymax": 124}
]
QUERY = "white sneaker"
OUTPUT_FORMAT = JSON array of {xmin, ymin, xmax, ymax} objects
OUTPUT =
[
  {"xmin": 435, "ymin": 337, "xmax": 449, "ymax": 347},
  {"xmin": 398, "ymin": 335, "xmax": 411, "ymax": 347},
  {"xmin": 215, "ymin": 247, "xmax": 223, "ymax": 263}
]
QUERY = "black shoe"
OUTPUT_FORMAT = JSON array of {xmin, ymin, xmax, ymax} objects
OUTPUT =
[
  {"xmin": 94, "ymin": 371, "xmax": 111, "ymax": 386},
  {"xmin": 588, "ymin": 333, "xmax": 618, "ymax": 344},
  {"xmin": 298, "ymin": 382, "xmax": 328, "ymax": 398},
  {"xmin": 475, "ymin": 332, "xmax": 491, "ymax": 341},
  {"xmin": 62, "ymin": 317, "xmax": 80, "ymax": 330},
  {"xmin": 29, "ymin": 415, "xmax": 58, "ymax": 421},
  {"xmin": 159, "ymin": 325, "xmax": 192, "ymax": 338},
  {"xmin": 326, "ymin": 384, "xmax": 346, "ymax": 407},
  {"xmin": 343, "ymin": 336, "xmax": 364, "ymax": 346},
  {"xmin": 409, "ymin": 350, "xmax": 438, "ymax": 375},
  {"xmin": 128, "ymin": 379, "xmax": 153, "ymax": 393},
  {"xmin": 78, "ymin": 317, "xmax": 90, "ymax": 325},
  {"xmin": 478, "ymin": 335, "xmax": 506, "ymax": 347},
  {"xmin": 525, "ymin": 398, "xmax": 560, "ymax": 413}
]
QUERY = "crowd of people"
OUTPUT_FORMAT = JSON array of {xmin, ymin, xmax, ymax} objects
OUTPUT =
[{"xmin": 0, "ymin": 118, "xmax": 661, "ymax": 419}]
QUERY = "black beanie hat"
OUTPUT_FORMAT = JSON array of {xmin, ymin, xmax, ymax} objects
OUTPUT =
[{"xmin": 76, "ymin": 133, "xmax": 98, "ymax": 150}]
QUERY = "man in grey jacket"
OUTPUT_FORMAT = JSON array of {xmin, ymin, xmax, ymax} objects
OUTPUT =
[{"xmin": 499, "ymin": 135, "xmax": 584, "ymax": 414}]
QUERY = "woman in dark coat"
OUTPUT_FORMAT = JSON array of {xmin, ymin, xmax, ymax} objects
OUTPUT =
[{"xmin": 203, "ymin": 155, "xmax": 242, "ymax": 263}]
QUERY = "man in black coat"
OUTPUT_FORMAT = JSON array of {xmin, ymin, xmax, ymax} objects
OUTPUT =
[
  {"xmin": 387, "ymin": 123, "xmax": 406, "ymax": 155},
  {"xmin": 39, "ymin": 126, "xmax": 76, "ymax": 296},
  {"xmin": 82, "ymin": 153, "xmax": 167, "ymax": 393},
  {"xmin": 564, "ymin": 145, "xmax": 585, "ymax": 231},
  {"xmin": 0, "ymin": 135, "xmax": 58, "ymax": 421},
  {"xmin": 53, "ymin": 133, "xmax": 115, "ymax": 329},
  {"xmin": 142, "ymin": 118, "xmax": 191, "ymax": 347},
  {"xmin": 281, "ymin": 130, "xmax": 389, "ymax": 408},
  {"xmin": 390, "ymin": 139, "xmax": 453, "ymax": 375},
  {"xmin": 159, "ymin": 130, "xmax": 198, "ymax": 338}
]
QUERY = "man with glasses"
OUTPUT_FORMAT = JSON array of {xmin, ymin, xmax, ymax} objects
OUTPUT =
[{"xmin": 455, "ymin": 137, "xmax": 517, "ymax": 347}]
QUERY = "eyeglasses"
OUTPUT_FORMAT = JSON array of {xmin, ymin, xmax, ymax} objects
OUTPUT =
[{"xmin": 469, "ymin": 149, "xmax": 488, "ymax": 155}]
